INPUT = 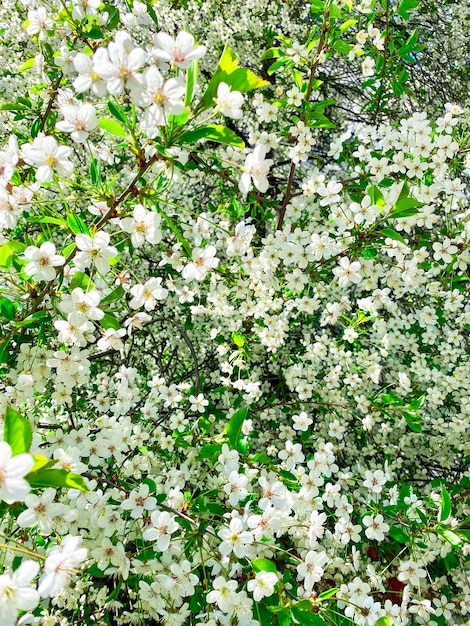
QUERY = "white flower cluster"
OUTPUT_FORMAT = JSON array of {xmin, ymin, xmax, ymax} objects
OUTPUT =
[{"xmin": 0, "ymin": 0, "xmax": 469, "ymax": 624}]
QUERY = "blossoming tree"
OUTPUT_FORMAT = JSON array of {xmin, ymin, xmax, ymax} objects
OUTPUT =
[{"xmin": 0, "ymin": 0, "xmax": 470, "ymax": 624}]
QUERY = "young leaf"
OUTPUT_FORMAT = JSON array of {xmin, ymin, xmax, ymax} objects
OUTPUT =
[
  {"xmin": 224, "ymin": 68, "xmax": 269, "ymax": 93},
  {"xmin": 317, "ymin": 587, "xmax": 339, "ymax": 600},
  {"xmin": 26, "ymin": 468, "xmax": 89, "ymax": 491},
  {"xmin": 380, "ymin": 228, "xmax": 407, "ymax": 245},
  {"xmin": 0, "ymin": 296, "xmax": 18, "ymax": 321},
  {"xmin": 276, "ymin": 609, "xmax": 291, "ymax": 626},
  {"xmin": 90, "ymin": 158, "xmax": 101, "ymax": 187},
  {"xmin": 261, "ymin": 47, "xmax": 284, "ymax": 60},
  {"xmin": 101, "ymin": 285, "xmax": 125, "ymax": 305},
  {"xmin": 232, "ymin": 331, "xmax": 245, "ymax": 347},
  {"xmin": 267, "ymin": 58, "xmax": 293, "ymax": 75},
  {"xmin": 198, "ymin": 443, "xmax": 222, "ymax": 460},
  {"xmin": 180, "ymin": 125, "xmax": 244, "ymax": 148},
  {"xmin": 225, "ymin": 406, "xmax": 248, "ymax": 450},
  {"xmin": 388, "ymin": 524, "xmax": 409, "ymax": 544},
  {"xmin": 4, "ymin": 406, "xmax": 32, "ymax": 455},
  {"xmin": 202, "ymin": 46, "xmax": 268, "ymax": 106},
  {"xmin": 31, "ymin": 454, "xmax": 57, "ymax": 473},
  {"xmin": 251, "ymin": 558, "xmax": 278, "ymax": 574},
  {"xmin": 440, "ymin": 485, "xmax": 451, "ymax": 522},
  {"xmin": 108, "ymin": 100, "xmax": 130, "ymax": 127},
  {"xmin": 70, "ymin": 271, "xmax": 94, "ymax": 291},
  {"xmin": 185, "ymin": 59, "xmax": 198, "ymax": 106},
  {"xmin": 398, "ymin": 0, "xmax": 420, "ymax": 20},
  {"xmin": 98, "ymin": 118, "xmax": 127, "ymax": 138},
  {"xmin": 291, "ymin": 606, "xmax": 327, "ymax": 625},
  {"xmin": 100, "ymin": 313, "xmax": 121, "ymax": 330},
  {"xmin": 437, "ymin": 528, "xmax": 462, "ymax": 547},
  {"xmin": 67, "ymin": 214, "xmax": 91, "ymax": 235}
]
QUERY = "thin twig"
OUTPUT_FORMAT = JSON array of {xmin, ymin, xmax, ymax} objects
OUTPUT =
[{"xmin": 276, "ymin": 3, "xmax": 331, "ymax": 230}]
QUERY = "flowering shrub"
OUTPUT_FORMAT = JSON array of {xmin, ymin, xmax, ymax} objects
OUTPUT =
[{"xmin": 0, "ymin": 0, "xmax": 470, "ymax": 625}]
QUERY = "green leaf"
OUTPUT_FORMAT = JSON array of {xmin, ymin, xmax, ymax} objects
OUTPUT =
[
  {"xmin": 437, "ymin": 528, "xmax": 462, "ymax": 547},
  {"xmin": 31, "ymin": 454, "xmax": 57, "ymax": 473},
  {"xmin": 226, "ymin": 68, "xmax": 269, "ymax": 92},
  {"xmin": 108, "ymin": 100, "xmax": 130, "ymax": 127},
  {"xmin": 291, "ymin": 606, "xmax": 327, "ymax": 625},
  {"xmin": 203, "ymin": 46, "xmax": 268, "ymax": 106},
  {"xmin": 250, "ymin": 452, "xmax": 270, "ymax": 464},
  {"xmin": 317, "ymin": 587, "xmax": 339, "ymax": 600},
  {"xmin": 15, "ymin": 311, "xmax": 48, "ymax": 328},
  {"xmin": 292, "ymin": 68, "xmax": 303, "ymax": 90},
  {"xmin": 0, "ymin": 102, "xmax": 30, "ymax": 112},
  {"xmin": 261, "ymin": 47, "xmax": 284, "ymax": 60},
  {"xmin": 379, "ymin": 392, "xmax": 402, "ymax": 406},
  {"xmin": 86, "ymin": 28, "xmax": 103, "ymax": 39},
  {"xmin": 218, "ymin": 45, "xmax": 239, "ymax": 74},
  {"xmin": 62, "ymin": 242, "xmax": 76, "ymax": 257},
  {"xmin": 70, "ymin": 271, "xmax": 94, "ymax": 291},
  {"xmin": 100, "ymin": 313, "xmax": 121, "ymax": 331},
  {"xmin": 0, "ymin": 296, "xmax": 18, "ymax": 321},
  {"xmin": 440, "ymin": 485, "xmax": 452, "ymax": 522},
  {"xmin": 455, "ymin": 529, "xmax": 470, "ymax": 542},
  {"xmin": 388, "ymin": 524, "xmax": 409, "ymax": 544},
  {"xmin": 101, "ymin": 285, "xmax": 125, "ymax": 305},
  {"xmin": 0, "ymin": 244, "xmax": 13, "ymax": 268},
  {"xmin": 185, "ymin": 59, "xmax": 198, "ymax": 106},
  {"xmin": 375, "ymin": 618, "xmax": 394, "ymax": 626},
  {"xmin": 380, "ymin": 228, "xmax": 407, "ymax": 245},
  {"xmin": 402, "ymin": 411, "xmax": 422, "ymax": 432},
  {"xmin": 98, "ymin": 118, "xmax": 127, "ymax": 138},
  {"xmin": 0, "ymin": 339, "xmax": 12, "ymax": 365},
  {"xmin": 232, "ymin": 331, "xmax": 245, "ymax": 347},
  {"xmin": 407, "ymin": 394, "xmax": 425, "ymax": 411},
  {"xmin": 106, "ymin": 578, "xmax": 123, "ymax": 602},
  {"xmin": 398, "ymin": 0, "xmax": 420, "ymax": 20},
  {"xmin": 19, "ymin": 57, "xmax": 36, "ymax": 72},
  {"xmin": 205, "ymin": 501, "xmax": 225, "ymax": 515},
  {"xmin": 368, "ymin": 185, "xmax": 385, "ymax": 208},
  {"xmin": 103, "ymin": 5, "xmax": 120, "ymax": 29},
  {"xmin": 140, "ymin": 0, "xmax": 158, "ymax": 26},
  {"xmin": 26, "ymin": 468, "xmax": 88, "ymax": 491},
  {"xmin": 180, "ymin": 125, "xmax": 244, "ymax": 148},
  {"xmin": 252, "ymin": 558, "xmax": 278, "ymax": 574},
  {"xmin": 67, "ymin": 214, "xmax": 90, "ymax": 235},
  {"xmin": 4, "ymin": 406, "xmax": 32, "ymax": 455},
  {"xmin": 31, "ymin": 118, "xmax": 41, "ymax": 139},
  {"xmin": 391, "ymin": 206, "xmax": 420, "ymax": 218},
  {"xmin": 339, "ymin": 19, "xmax": 358, "ymax": 33},
  {"xmin": 168, "ymin": 109, "xmax": 189, "ymax": 127},
  {"xmin": 276, "ymin": 609, "xmax": 291, "ymax": 626},
  {"xmin": 198, "ymin": 443, "xmax": 222, "ymax": 460},
  {"xmin": 30, "ymin": 215, "xmax": 68, "ymax": 227},
  {"xmin": 225, "ymin": 406, "xmax": 248, "ymax": 450},
  {"xmin": 8, "ymin": 241, "xmax": 26, "ymax": 254},
  {"xmin": 267, "ymin": 58, "xmax": 293, "ymax": 75},
  {"xmin": 86, "ymin": 563, "xmax": 108, "ymax": 578},
  {"xmin": 389, "ymin": 196, "xmax": 422, "ymax": 219},
  {"xmin": 90, "ymin": 158, "xmax": 101, "ymax": 187},
  {"xmin": 332, "ymin": 39, "xmax": 352, "ymax": 55}
]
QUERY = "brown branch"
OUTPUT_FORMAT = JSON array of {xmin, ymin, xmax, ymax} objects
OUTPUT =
[
  {"xmin": 84, "ymin": 472, "xmax": 217, "ymax": 536},
  {"xmin": 452, "ymin": 488, "xmax": 470, "ymax": 503},
  {"xmin": 28, "ymin": 154, "xmax": 159, "ymax": 316},
  {"xmin": 276, "ymin": 161, "xmax": 296, "ymax": 231},
  {"xmin": 39, "ymin": 72, "xmax": 63, "ymax": 134},
  {"xmin": 276, "ymin": 4, "xmax": 331, "ymax": 231}
]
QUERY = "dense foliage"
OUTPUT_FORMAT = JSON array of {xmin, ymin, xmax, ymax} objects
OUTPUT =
[{"xmin": 1, "ymin": 0, "xmax": 470, "ymax": 625}]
